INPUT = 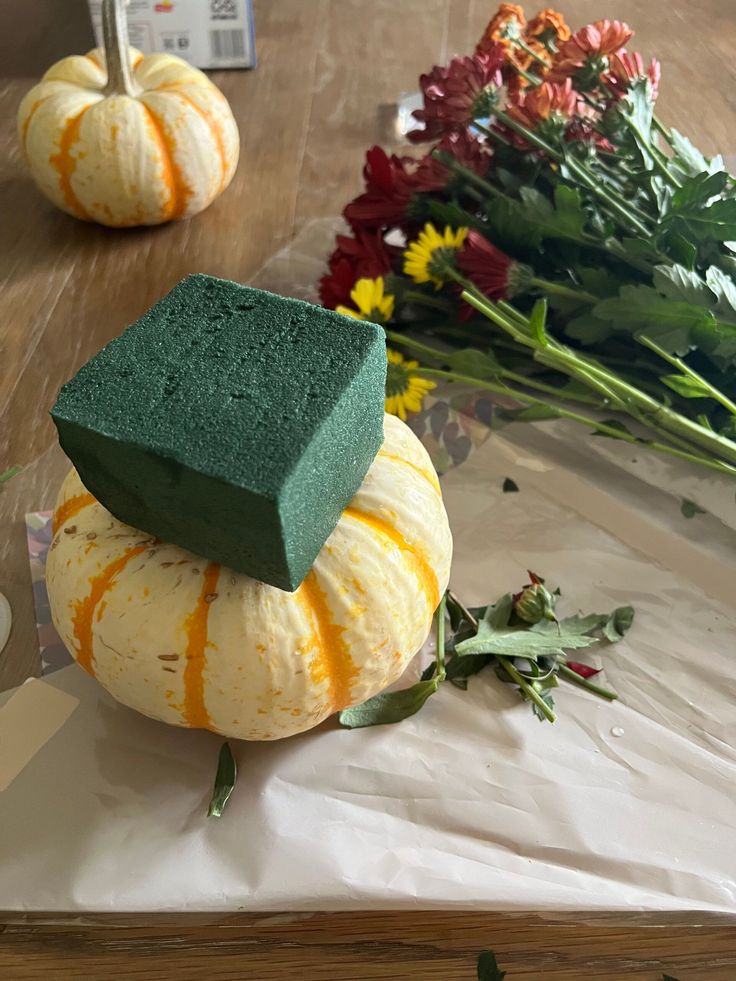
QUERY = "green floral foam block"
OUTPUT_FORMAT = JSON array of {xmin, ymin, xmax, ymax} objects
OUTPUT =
[{"xmin": 52, "ymin": 274, "xmax": 386, "ymax": 591}]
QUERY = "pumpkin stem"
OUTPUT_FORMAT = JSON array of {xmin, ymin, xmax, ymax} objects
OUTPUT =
[{"xmin": 102, "ymin": 0, "xmax": 140, "ymax": 97}]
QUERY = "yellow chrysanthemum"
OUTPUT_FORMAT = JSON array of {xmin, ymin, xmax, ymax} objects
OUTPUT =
[
  {"xmin": 336, "ymin": 277, "xmax": 395, "ymax": 324},
  {"xmin": 403, "ymin": 223, "xmax": 468, "ymax": 289},
  {"xmin": 385, "ymin": 348, "xmax": 437, "ymax": 421}
]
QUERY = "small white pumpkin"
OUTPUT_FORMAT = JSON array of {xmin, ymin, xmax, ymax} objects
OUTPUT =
[
  {"xmin": 17, "ymin": 0, "xmax": 239, "ymax": 226},
  {"xmin": 47, "ymin": 415, "xmax": 453, "ymax": 741}
]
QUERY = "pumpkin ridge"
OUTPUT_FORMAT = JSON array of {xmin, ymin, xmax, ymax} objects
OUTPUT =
[
  {"xmin": 20, "ymin": 95, "xmax": 56, "ymax": 158},
  {"xmin": 165, "ymin": 88, "xmax": 228, "ymax": 192},
  {"xmin": 343, "ymin": 507, "xmax": 440, "ymax": 611},
  {"xmin": 140, "ymin": 101, "xmax": 191, "ymax": 220},
  {"xmin": 297, "ymin": 569, "xmax": 360, "ymax": 712},
  {"xmin": 52, "ymin": 491, "xmax": 96, "ymax": 535},
  {"xmin": 48, "ymin": 104, "xmax": 93, "ymax": 219},
  {"xmin": 72, "ymin": 542, "xmax": 150, "ymax": 676},
  {"xmin": 181, "ymin": 562, "xmax": 220, "ymax": 729},
  {"xmin": 376, "ymin": 450, "xmax": 441, "ymax": 493},
  {"xmin": 85, "ymin": 52, "xmax": 104, "ymax": 70}
]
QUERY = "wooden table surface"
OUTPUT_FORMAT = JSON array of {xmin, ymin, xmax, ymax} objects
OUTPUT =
[{"xmin": 1, "ymin": 0, "xmax": 735, "ymax": 977}]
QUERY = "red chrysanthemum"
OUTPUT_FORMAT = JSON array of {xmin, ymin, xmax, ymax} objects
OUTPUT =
[
  {"xmin": 549, "ymin": 19, "xmax": 633, "ymax": 84},
  {"xmin": 607, "ymin": 50, "xmax": 661, "ymax": 100},
  {"xmin": 409, "ymin": 129, "xmax": 491, "ymax": 193},
  {"xmin": 458, "ymin": 229, "xmax": 530, "ymax": 301},
  {"xmin": 507, "ymin": 78, "xmax": 579, "ymax": 131},
  {"xmin": 343, "ymin": 146, "xmax": 415, "ymax": 231},
  {"xmin": 410, "ymin": 51, "xmax": 505, "ymax": 144},
  {"xmin": 319, "ymin": 229, "xmax": 398, "ymax": 309}
]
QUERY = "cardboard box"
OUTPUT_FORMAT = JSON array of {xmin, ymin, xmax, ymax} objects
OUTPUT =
[{"xmin": 88, "ymin": 0, "xmax": 255, "ymax": 70}]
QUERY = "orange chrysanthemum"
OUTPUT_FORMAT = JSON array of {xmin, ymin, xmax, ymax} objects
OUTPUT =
[
  {"xmin": 526, "ymin": 8, "xmax": 571, "ymax": 45},
  {"xmin": 477, "ymin": 3, "xmax": 526, "ymax": 53},
  {"xmin": 507, "ymin": 78, "xmax": 578, "ymax": 130}
]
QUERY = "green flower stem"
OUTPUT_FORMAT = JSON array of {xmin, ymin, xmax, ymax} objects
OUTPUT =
[
  {"xmin": 558, "ymin": 664, "xmax": 618, "ymax": 700},
  {"xmin": 385, "ymin": 331, "xmax": 449, "ymax": 362},
  {"xmin": 462, "ymin": 288, "xmax": 736, "ymax": 469},
  {"xmin": 628, "ymin": 119, "xmax": 681, "ymax": 189},
  {"xmin": 529, "ymin": 277, "xmax": 597, "ymax": 304},
  {"xmin": 402, "ymin": 362, "xmax": 736, "ymax": 474},
  {"xmin": 384, "ymin": 330, "xmax": 598, "ymax": 404},
  {"xmin": 639, "ymin": 335, "xmax": 736, "ymax": 416},
  {"xmin": 498, "ymin": 656, "xmax": 557, "ymax": 722},
  {"xmin": 436, "ymin": 593, "xmax": 447, "ymax": 680},
  {"xmin": 491, "ymin": 109, "xmax": 654, "ymax": 237},
  {"xmin": 652, "ymin": 113, "xmax": 674, "ymax": 146},
  {"xmin": 401, "ymin": 290, "xmax": 453, "ymax": 313},
  {"xmin": 512, "ymin": 36, "xmax": 548, "ymax": 70}
]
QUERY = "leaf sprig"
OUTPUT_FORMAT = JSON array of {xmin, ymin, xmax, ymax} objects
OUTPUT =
[{"xmin": 340, "ymin": 574, "xmax": 634, "ymax": 729}]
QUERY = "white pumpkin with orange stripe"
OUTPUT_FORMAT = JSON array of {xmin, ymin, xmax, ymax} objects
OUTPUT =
[
  {"xmin": 46, "ymin": 414, "xmax": 453, "ymax": 740},
  {"xmin": 17, "ymin": 0, "xmax": 238, "ymax": 227}
]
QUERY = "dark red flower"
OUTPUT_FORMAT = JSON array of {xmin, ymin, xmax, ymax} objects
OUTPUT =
[
  {"xmin": 318, "ymin": 228, "xmax": 398, "ymax": 309},
  {"xmin": 343, "ymin": 146, "xmax": 415, "ymax": 231},
  {"xmin": 607, "ymin": 50, "xmax": 661, "ymax": 100},
  {"xmin": 410, "ymin": 51, "xmax": 504, "ymax": 144},
  {"xmin": 565, "ymin": 661, "xmax": 602, "ymax": 679},
  {"xmin": 458, "ymin": 229, "xmax": 531, "ymax": 301},
  {"xmin": 409, "ymin": 129, "xmax": 491, "ymax": 193},
  {"xmin": 549, "ymin": 19, "xmax": 633, "ymax": 85}
]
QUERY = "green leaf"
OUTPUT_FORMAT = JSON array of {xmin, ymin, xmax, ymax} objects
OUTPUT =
[
  {"xmin": 577, "ymin": 266, "xmax": 622, "ymax": 299},
  {"xmin": 426, "ymin": 198, "xmax": 486, "ymax": 232},
  {"xmin": 705, "ymin": 265, "xmax": 736, "ymax": 320},
  {"xmin": 671, "ymin": 170, "xmax": 728, "ymax": 210},
  {"xmin": 661, "ymin": 373, "xmax": 712, "ymax": 399},
  {"xmin": 339, "ymin": 678, "xmax": 440, "ymax": 728},
  {"xmin": 502, "ymin": 477, "xmax": 519, "ymax": 492},
  {"xmin": 564, "ymin": 313, "xmax": 614, "ymax": 345},
  {"xmin": 592, "ymin": 418, "xmax": 635, "ymax": 440},
  {"xmin": 449, "ymin": 677, "xmax": 468, "ymax": 690},
  {"xmin": 492, "ymin": 404, "xmax": 562, "ymax": 428},
  {"xmin": 531, "ymin": 685, "xmax": 556, "ymax": 722},
  {"xmin": 662, "ymin": 975, "xmax": 682, "ymax": 981},
  {"xmin": 207, "ymin": 742, "xmax": 237, "ymax": 819},
  {"xmin": 0, "ymin": 465, "xmax": 21, "ymax": 486},
  {"xmin": 447, "ymin": 348, "xmax": 501, "ymax": 379},
  {"xmin": 529, "ymin": 298, "xmax": 548, "ymax": 346},
  {"xmin": 456, "ymin": 597, "xmax": 600, "ymax": 660},
  {"xmin": 669, "ymin": 127, "xmax": 708, "ymax": 178},
  {"xmin": 486, "ymin": 186, "xmax": 588, "ymax": 248},
  {"xmin": 664, "ymin": 172, "xmax": 736, "ymax": 243},
  {"xmin": 420, "ymin": 661, "xmax": 437, "ymax": 682},
  {"xmin": 552, "ymin": 184, "xmax": 588, "ymax": 239},
  {"xmin": 681, "ymin": 498, "xmax": 707, "ymax": 518},
  {"xmin": 486, "ymin": 196, "xmax": 543, "ymax": 251},
  {"xmin": 594, "ymin": 285, "xmax": 711, "ymax": 355},
  {"xmin": 602, "ymin": 606, "xmax": 635, "ymax": 642},
  {"xmin": 446, "ymin": 652, "xmax": 494, "ymax": 681},
  {"xmin": 477, "ymin": 951, "xmax": 506, "ymax": 981},
  {"xmin": 662, "ymin": 230, "xmax": 698, "ymax": 269},
  {"xmin": 653, "ymin": 265, "xmax": 712, "ymax": 307}
]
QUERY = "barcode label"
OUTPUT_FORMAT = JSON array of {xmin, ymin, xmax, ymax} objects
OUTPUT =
[
  {"xmin": 209, "ymin": 29, "xmax": 246, "ymax": 60},
  {"xmin": 210, "ymin": 0, "xmax": 238, "ymax": 20}
]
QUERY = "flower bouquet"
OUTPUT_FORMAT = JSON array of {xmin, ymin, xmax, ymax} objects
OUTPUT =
[{"xmin": 319, "ymin": 5, "xmax": 736, "ymax": 477}]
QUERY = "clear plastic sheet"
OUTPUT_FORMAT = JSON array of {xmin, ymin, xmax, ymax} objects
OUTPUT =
[{"xmin": 0, "ymin": 222, "xmax": 734, "ymax": 913}]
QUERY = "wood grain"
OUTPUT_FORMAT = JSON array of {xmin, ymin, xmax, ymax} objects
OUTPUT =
[{"xmin": 1, "ymin": 0, "xmax": 735, "ymax": 976}]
